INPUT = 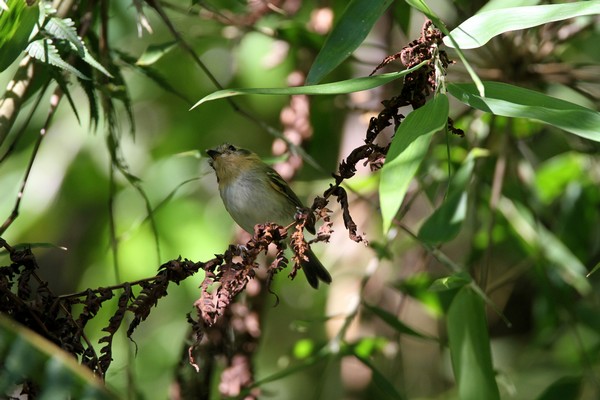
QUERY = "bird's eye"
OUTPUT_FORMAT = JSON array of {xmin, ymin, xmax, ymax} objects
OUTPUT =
[{"xmin": 227, "ymin": 144, "xmax": 237, "ymax": 152}]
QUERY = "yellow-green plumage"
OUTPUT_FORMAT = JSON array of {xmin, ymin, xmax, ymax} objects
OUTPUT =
[{"xmin": 207, "ymin": 144, "xmax": 331, "ymax": 288}]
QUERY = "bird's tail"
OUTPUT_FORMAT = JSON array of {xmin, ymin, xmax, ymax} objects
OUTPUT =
[{"xmin": 301, "ymin": 249, "xmax": 332, "ymax": 289}]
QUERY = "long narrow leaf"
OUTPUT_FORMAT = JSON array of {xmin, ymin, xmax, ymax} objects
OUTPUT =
[
  {"xmin": 379, "ymin": 94, "xmax": 449, "ymax": 232},
  {"xmin": 418, "ymin": 148, "xmax": 488, "ymax": 244},
  {"xmin": 363, "ymin": 302, "xmax": 438, "ymax": 341},
  {"xmin": 444, "ymin": 2, "xmax": 600, "ymax": 49},
  {"xmin": 0, "ymin": 315, "xmax": 114, "ymax": 399},
  {"xmin": 136, "ymin": 41, "xmax": 177, "ymax": 66},
  {"xmin": 498, "ymin": 197, "xmax": 591, "ymax": 295},
  {"xmin": 477, "ymin": 0, "xmax": 541, "ymax": 13},
  {"xmin": 191, "ymin": 61, "xmax": 427, "ymax": 109},
  {"xmin": 535, "ymin": 376, "xmax": 582, "ymax": 400},
  {"xmin": 80, "ymin": 45, "xmax": 112, "ymax": 78},
  {"xmin": 305, "ymin": 0, "xmax": 394, "ymax": 85},
  {"xmin": 447, "ymin": 287, "xmax": 500, "ymax": 400},
  {"xmin": 354, "ymin": 355, "xmax": 406, "ymax": 400},
  {"xmin": 0, "ymin": 0, "xmax": 39, "ymax": 72},
  {"xmin": 250, "ymin": 348, "xmax": 330, "ymax": 388},
  {"xmin": 448, "ymin": 82, "xmax": 600, "ymax": 142}
]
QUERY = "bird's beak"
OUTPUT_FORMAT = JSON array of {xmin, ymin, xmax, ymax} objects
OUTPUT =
[{"xmin": 206, "ymin": 149, "xmax": 219, "ymax": 160}]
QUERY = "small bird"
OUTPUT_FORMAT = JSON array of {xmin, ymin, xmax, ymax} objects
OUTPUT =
[{"xmin": 206, "ymin": 143, "xmax": 332, "ymax": 288}]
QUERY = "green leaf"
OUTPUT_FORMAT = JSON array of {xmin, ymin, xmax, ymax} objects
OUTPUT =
[
  {"xmin": 392, "ymin": 1, "xmax": 412, "ymax": 35},
  {"xmin": 51, "ymin": 68, "xmax": 81, "ymax": 123},
  {"xmin": 363, "ymin": 302, "xmax": 438, "ymax": 341},
  {"xmin": 445, "ymin": 2, "xmax": 600, "ymax": 49},
  {"xmin": 305, "ymin": 0, "xmax": 394, "ymax": 85},
  {"xmin": 191, "ymin": 60, "xmax": 427, "ymax": 109},
  {"xmin": 117, "ymin": 50, "xmax": 189, "ymax": 104},
  {"xmin": 354, "ymin": 355, "xmax": 406, "ymax": 400},
  {"xmin": 44, "ymin": 17, "xmax": 84, "ymax": 56},
  {"xmin": 77, "ymin": 66, "xmax": 99, "ymax": 128},
  {"xmin": 82, "ymin": 51, "xmax": 111, "ymax": 78},
  {"xmin": 429, "ymin": 271, "xmax": 471, "ymax": 291},
  {"xmin": 419, "ymin": 191, "xmax": 467, "ymax": 244},
  {"xmin": 418, "ymin": 148, "xmax": 488, "ymax": 244},
  {"xmin": 448, "ymin": 82, "xmax": 600, "ymax": 142},
  {"xmin": 395, "ymin": 273, "xmax": 444, "ymax": 316},
  {"xmin": 477, "ymin": 0, "xmax": 541, "ymax": 13},
  {"xmin": 498, "ymin": 196, "xmax": 591, "ymax": 295},
  {"xmin": 0, "ymin": 315, "xmax": 114, "ymax": 399},
  {"xmin": 0, "ymin": 0, "xmax": 39, "ymax": 72},
  {"xmin": 535, "ymin": 376, "xmax": 581, "ymax": 400},
  {"xmin": 26, "ymin": 38, "xmax": 88, "ymax": 79},
  {"xmin": 447, "ymin": 287, "xmax": 500, "ymax": 400},
  {"xmin": 38, "ymin": 12, "xmax": 111, "ymax": 78},
  {"xmin": 534, "ymin": 152, "xmax": 586, "ymax": 204},
  {"xmin": 379, "ymin": 94, "xmax": 449, "ymax": 232},
  {"xmin": 80, "ymin": 44, "xmax": 112, "ymax": 78},
  {"xmin": 587, "ymin": 262, "xmax": 600, "ymax": 278},
  {"xmin": 136, "ymin": 41, "xmax": 177, "ymax": 66},
  {"xmin": 0, "ymin": 242, "xmax": 67, "ymax": 254},
  {"xmin": 403, "ymin": 0, "xmax": 435, "ymax": 18},
  {"xmin": 251, "ymin": 348, "xmax": 330, "ymax": 388}
]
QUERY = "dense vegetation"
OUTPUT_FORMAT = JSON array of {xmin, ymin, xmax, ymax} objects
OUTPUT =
[{"xmin": 1, "ymin": 0, "xmax": 599, "ymax": 399}]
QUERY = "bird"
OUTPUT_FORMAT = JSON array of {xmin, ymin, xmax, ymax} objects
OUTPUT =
[{"xmin": 206, "ymin": 143, "xmax": 331, "ymax": 288}]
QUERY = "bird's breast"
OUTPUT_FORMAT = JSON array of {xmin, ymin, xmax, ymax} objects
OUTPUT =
[{"xmin": 219, "ymin": 173, "xmax": 295, "ymax": 233}]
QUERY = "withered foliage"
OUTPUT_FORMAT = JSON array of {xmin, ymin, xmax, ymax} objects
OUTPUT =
[
  {"xmin": 0, "ymin": 240, "xmax": 103, "ymax": 374},
  {"xmin": 0, "ymin": 215, "xmax": 326, "ymax": 395},
  {"xmin": 181, "ymin": 294, "xmax": 262, "ymax": 399},
  {"xmin": 0, "ymin": 238, "xmax": 206, "ymax": 379},
  {"xmin": 0, "ymin": 18, "xmax": 457, "ymax": 398},
  {"xmin": 324, "ymin": 20, "xmax": 462, "ymax": 228}
]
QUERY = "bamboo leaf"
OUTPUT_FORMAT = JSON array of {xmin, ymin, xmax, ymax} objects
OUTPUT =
[
  {"xmin": 305, "ymin": 0, "xmax": 394, "ymax": 85},
  {"xmin": 535, "ymin": 376, "xmax": 581, "ymax": 400},
  {"xmin": 355, "ymin": 355, "xmax": 406, "ymax": 400},
  {"xmin": 448, "ymin": 82, "xmax": 600, "ymax": 142},
  {"xmin": 0, "ymin": 315, "xmax": 114, "ymax": 399},
  {"xmin": 379, "ymin": 94, "xmax": 449, "ymax": 232},
  {"xmin": 136, "ymin": 41, "xmax": 177, "ymax": 66},
  {"xmin": 418, "ymin": 148, "xmax": 488, "ymax": 244},
  {"xmin": 429, "ymin": 271, "xmax": 472, "ymax": 291},
  {"xmin": 447, "ymin": 287, "xmax": 500, "ymax": 400},
  {"xmin": 498, "ymin": 197, "xmax": 591, "ymax": 295},
  {"xmin": 363, "ymin": 303, "xmax": 438, "ymax": 341},
  {"xmin": 191, "ymin": 61, "xmax": 427, "ymax": 109},
  {"xmin": 0, "ymin": 0, "xmax": 39, "ymax": 72},
  {"xmin": 444, "ymin": 2, "xmax": 600, "ymax": 49}
]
